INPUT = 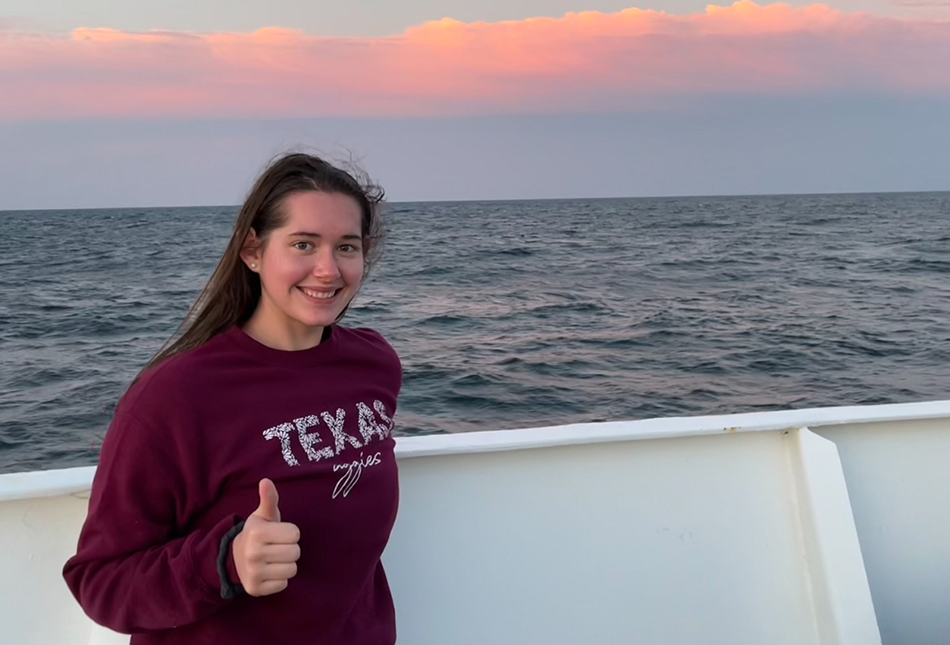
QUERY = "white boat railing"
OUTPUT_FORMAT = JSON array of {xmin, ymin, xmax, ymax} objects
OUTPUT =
[{"xmin": 3, "ymin": 400, "xmax": 950, "ymax": 645}]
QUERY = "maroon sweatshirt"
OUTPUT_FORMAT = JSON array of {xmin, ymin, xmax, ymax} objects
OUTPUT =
[{"xmin": 63, "ymin": 324, "xmax": 402, "ymax": 645}]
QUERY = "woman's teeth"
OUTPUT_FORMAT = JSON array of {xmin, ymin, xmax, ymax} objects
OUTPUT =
[{"xmin": 301, "ymin": 287, "xmax": 337, "ymax": 299}]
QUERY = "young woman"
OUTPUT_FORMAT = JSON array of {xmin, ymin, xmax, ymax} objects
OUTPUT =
[{"xmin": 63, "ymin": 153, "xmax": 402, "ymax": 645}]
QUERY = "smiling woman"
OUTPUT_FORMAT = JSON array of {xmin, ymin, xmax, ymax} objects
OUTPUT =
[
  {"xmin": 241, "ymin": 191, "xmax": 371, "ymax": 350},
  {"xmin": 60, "ymin": 152, "xmax": 404, "ymax": 645},
  {"xmin": 139, "ymin": 153, "xmax": 385, "ymax": 372}
]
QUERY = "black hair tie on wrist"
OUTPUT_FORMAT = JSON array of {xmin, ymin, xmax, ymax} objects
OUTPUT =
[{"xmin": 217, "ymin": 520, "xmax": 247, "ymax": 600}]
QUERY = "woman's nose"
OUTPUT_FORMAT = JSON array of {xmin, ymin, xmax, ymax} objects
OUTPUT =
[{"xmin": 312, "ymin": 248, "xmax": 341, "ymax": 279}]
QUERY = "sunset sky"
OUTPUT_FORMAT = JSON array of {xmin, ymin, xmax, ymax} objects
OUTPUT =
[{"xmin": 1, "ymin": 0, "xmax": 949, "ymax": 209}]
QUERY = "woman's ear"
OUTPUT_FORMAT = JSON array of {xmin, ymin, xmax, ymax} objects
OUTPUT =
[{"xmin": 241, "ymin": 228, "xmax": 263, "ymax": 272}]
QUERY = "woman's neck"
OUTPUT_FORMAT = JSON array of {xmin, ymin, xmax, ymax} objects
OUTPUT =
[{"xmin": 242, "ymin": 305, "xmax": 326, "ymax": 351}]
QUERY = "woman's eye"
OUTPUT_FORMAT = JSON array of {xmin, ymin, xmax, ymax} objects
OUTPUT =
[
  {"xmin": 339, "ymin": 244, "xmax": 359, "ymax": 252},
  {"xmin": 293, "ymin": 241, "xmax": 313, "ymax": 251}
]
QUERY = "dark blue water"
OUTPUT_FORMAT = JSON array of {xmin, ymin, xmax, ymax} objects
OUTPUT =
[{"xmin": 2, "ymin": 193, "xmax": 950, "ymax": 474}]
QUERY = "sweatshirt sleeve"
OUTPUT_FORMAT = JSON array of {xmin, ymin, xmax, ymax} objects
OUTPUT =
[{"xmin": 63, "ymin": 410, "xmax": 242, "ymax": 633}]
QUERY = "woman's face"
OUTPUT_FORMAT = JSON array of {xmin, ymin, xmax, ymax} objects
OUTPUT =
[{"xmin": 244, "ymin": 191, "xmax": 365, "ymax": 342}]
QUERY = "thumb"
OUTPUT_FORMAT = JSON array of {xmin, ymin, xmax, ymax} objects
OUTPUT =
[{"xmin": 252, "ymin": 478, "xmax": 280, "ymax": 523}]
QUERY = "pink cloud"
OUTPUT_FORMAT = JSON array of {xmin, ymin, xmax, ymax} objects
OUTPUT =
[{"xmin": 1, "ymin": 1, "xmax": 949, "ymax": 121}]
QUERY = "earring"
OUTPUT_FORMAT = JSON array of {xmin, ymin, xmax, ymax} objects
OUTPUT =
[{"xmin": 250, "ymin": 263, "xmax": 257, "ymax": 269}]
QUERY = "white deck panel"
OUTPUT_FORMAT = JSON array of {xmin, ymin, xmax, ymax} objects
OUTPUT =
[
  {"xmin": 5, "ymin": 400, "xmax": 950, "ymax": 644},
  {"xmin": 814, "ymin": 418, "xmax": 950, "ymax": 645}
]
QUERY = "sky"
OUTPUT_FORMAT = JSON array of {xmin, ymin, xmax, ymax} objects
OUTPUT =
[{"xmin": 1, "ymin": 0, "xmax": 949, "ymax": 208}]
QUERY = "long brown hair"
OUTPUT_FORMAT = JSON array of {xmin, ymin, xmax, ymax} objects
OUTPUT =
[{"xmin": 137, "ymin": 152, "xmax": 385, "ymax": 379}]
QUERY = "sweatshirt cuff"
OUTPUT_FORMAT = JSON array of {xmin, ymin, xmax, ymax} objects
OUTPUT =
[
  {"xmin": 190, "ymin": 514, "xmax": 243, "ymax": 600},
  {"xmin": 217, "ymin": 520, "xmax": 246, "ymax": 600}
]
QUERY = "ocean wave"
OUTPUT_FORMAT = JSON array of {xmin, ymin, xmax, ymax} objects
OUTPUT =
[{"xmin": 4, "ymin": 194, "xmax": 950, "ymax": 473}]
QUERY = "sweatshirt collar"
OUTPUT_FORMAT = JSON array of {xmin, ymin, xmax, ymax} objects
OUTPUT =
[{"xmin": 224, "ymin": 324, "xmax": 338, "ymax": 367}]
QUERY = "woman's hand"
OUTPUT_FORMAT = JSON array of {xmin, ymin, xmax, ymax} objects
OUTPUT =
[{"xmin": 232, "ymin": 478, "xmax": 301, "ymax": 597}]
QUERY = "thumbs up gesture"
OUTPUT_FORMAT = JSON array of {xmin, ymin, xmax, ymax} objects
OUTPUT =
[{"xmin": 232, "ymin": 479, "xmax": 301, "ymax": 597}]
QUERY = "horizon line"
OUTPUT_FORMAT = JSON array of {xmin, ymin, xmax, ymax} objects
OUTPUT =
[{"xmin": 2, "ymin": 187, "xmax": 949, "ymax": 215}]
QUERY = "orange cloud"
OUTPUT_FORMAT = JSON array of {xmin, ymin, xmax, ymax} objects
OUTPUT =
[{"xmin": 0, "ymin": 1, "xmax": 948, "ymax": 121}]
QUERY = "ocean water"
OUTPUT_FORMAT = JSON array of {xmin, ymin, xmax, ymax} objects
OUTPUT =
[{"xmin": 2, "ymin": 192, "xmax": 950, "ymax": 474}]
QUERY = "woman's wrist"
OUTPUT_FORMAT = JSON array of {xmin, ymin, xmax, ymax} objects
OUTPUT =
[{"xmin": 217, "ymin": 520, "xmax": 246, "ymax": 600}]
